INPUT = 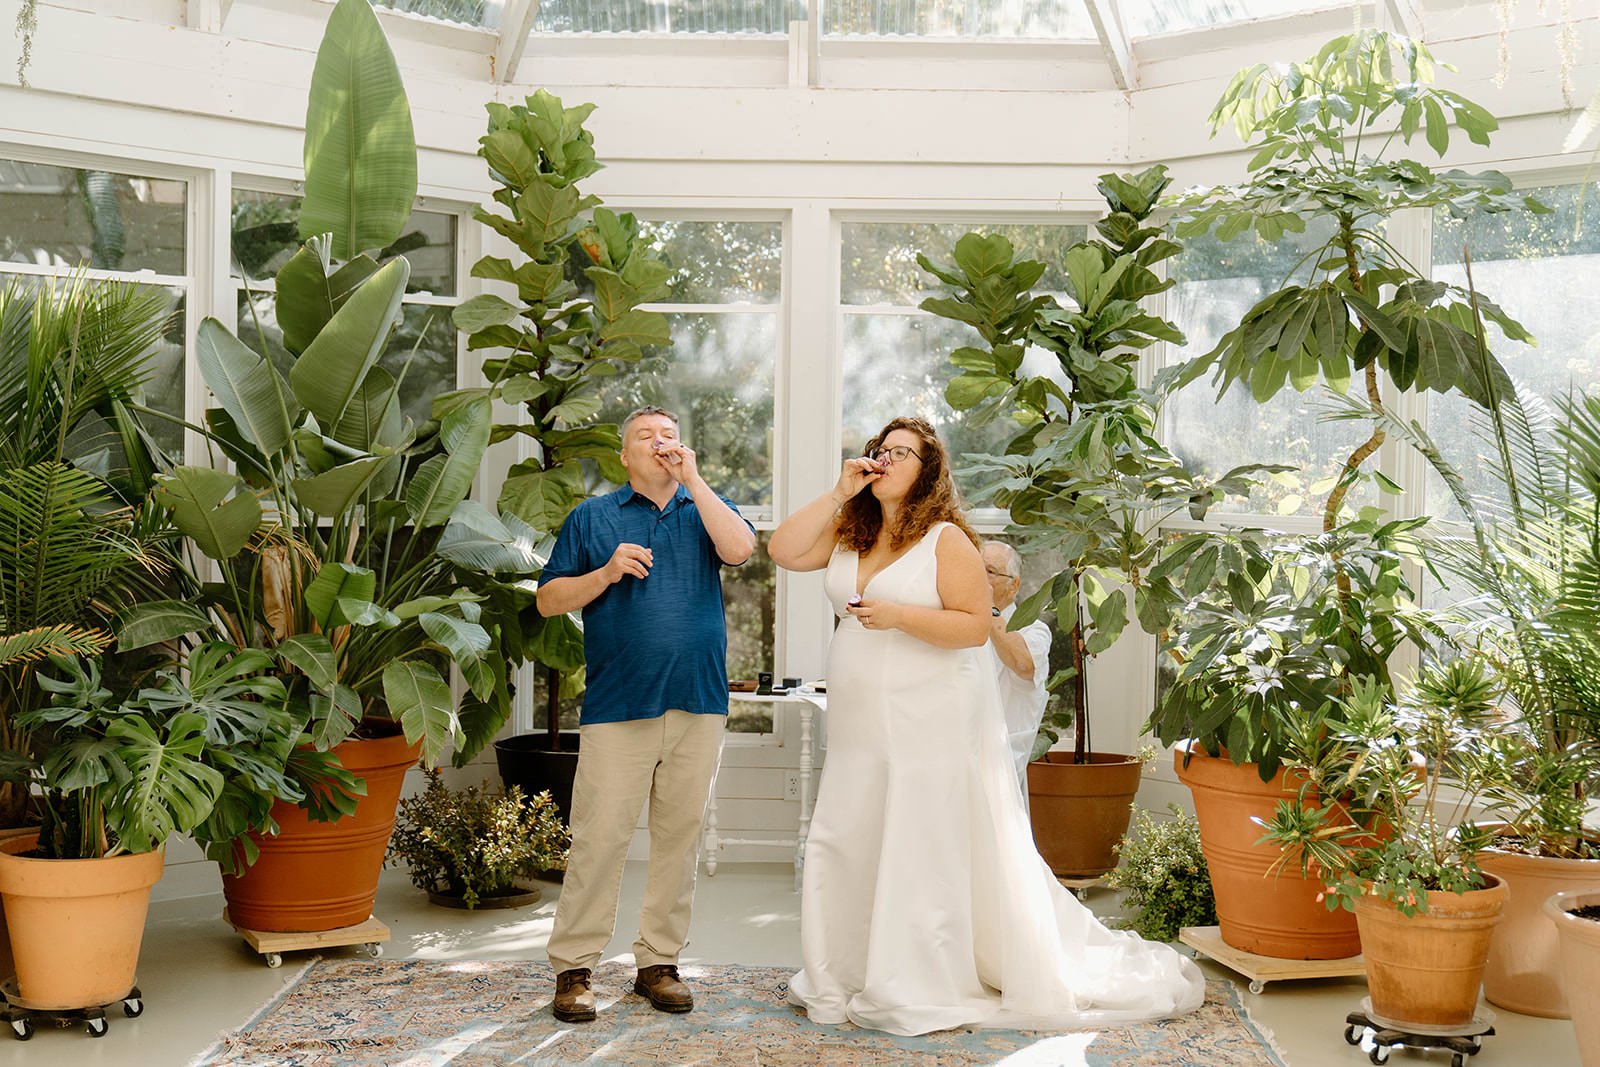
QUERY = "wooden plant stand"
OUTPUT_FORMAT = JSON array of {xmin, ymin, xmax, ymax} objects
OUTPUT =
[
  {"xmin": 1180, "ymin": 925, "xmax": 1366, "ymax": 994},
  {"xmin": 224, "ymin": 909, "xmax": 389, "ymax": 969}
]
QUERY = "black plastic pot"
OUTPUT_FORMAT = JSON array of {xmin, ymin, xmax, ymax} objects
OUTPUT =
[{"xmin": 494, "ymin": 734, "xmax": 581, "ymax": 824}]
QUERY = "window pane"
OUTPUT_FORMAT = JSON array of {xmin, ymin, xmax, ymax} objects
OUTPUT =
[
  {"xmin": 826, "ymin": 0, "xmax": 1094, "ymax": 37},
  {"xmin": 639, "ymin": 220, "xmax": 782, "ymax": 304},
  {"xmin": 0, "ymin": 160, "xmax": 186, "ymax": 275},
  {"xmin": 841, "ymin": 312, "xmax": 1067, "ymax": 507},
  {"xmin": 231, "ymin": 190, "xmax": 457, "ymax": 297},
  {"xmin": 601, "ymin": 312, "xmax": 777, "ymax": 508},
  {"xmin": 1428, "ymin": 182, "xmax": 1600, "ymax": 513},
  {"xmin": 726, "ymin": 531, "xmax": 777, "ymax": 733},
  {"xmin": 1164, "ymin": 228, "xmax": 1369, "ymax": 517},
  {"xmin": 372, "ymin": 0, "xmax": 494, "ymax": 26},
  {"xmin": 138, "ymin": 287, "xmax": 188, "ymax": 463},
  {"xmin": 841, "ymin": 221, "xmax": 1086, "ymax": 306},
  {"xmin": 1120, "ymin": 0, "xmax": 1339, "ymax": 37},
  {"xmin": 236, "ymin": 292, "xmax": 456, "ymax": 430},
  {"xmin": 535, "ymin": 0, "xmax": 803, "ymax": 33}
]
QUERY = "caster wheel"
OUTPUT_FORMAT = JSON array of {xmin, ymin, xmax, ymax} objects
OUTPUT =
[
  {"xmin": 1452, "ymin": 1055, "xmax": 1467, "ymax": 1067},
  {"xmin": 364, "ymin": 943, "xmax": 383, "ymax": 959},
  {"xmin": 1369, "ymin": 1045, "xmax": 1389, "ymax": 1065},
  {"xmin": 1469, "ymin": 1036, "xmax": 1483, "ymax": 1053},
  {"xmin": 86, "ymin": 1017, "xmax": 108, "ymax": 1038},
  {"xmin": 123, "ymin": 997, "xmax": 144, "ymax": 1018},
  {"xmin": 1248, "ymin": 980, "xmax": 1265, "ymax": 995},
  {"xmin": 10, "ymin": 1018, "xmax": 32, "ymax": 1041},
  {"xmin": 1076, "ymin": 888, "xmax": 1089, "ymax": 901},
  {"xmin": 1344, "ymin": 1024, "xmax": 1363, "ymax": 1046},
  {"xmin": 264, "ymin": 953, "xmax": 283, "ymax": 969}
]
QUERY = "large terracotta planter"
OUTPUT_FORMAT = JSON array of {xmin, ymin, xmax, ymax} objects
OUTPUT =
[
  {"xmin": 0, "ymin": 825, "xmax": 39, "ymax": 985},
  {"xmin": 1479, "ymin": 840, "xmax": 1600, "ymax": 1018},
  {"xmin": 222, "ymin": 732, "xmax": 420, "ymax": 933},
  {"xmin": 1026, "ymin": 752, "xmax": 1142, "ymax": 879},
  {"xmin": 1175, "ymin": 743, "xmax": 1361, "ymax": 959},
  {"xmin": 1355, "ymin": 873, "xmax": 1508, "ymax": 1029},
  {"xmin": 0, "ymin": 834, "xmax": 164, "ymax": 1009},
  {"xmin": 1544, "ymin": 888, "xmax": 1600, "ymax": 1067}
]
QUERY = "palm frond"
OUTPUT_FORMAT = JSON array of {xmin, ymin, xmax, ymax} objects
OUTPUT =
[{"xmin": 0, "ymin": 624, "xmax": 113, "ymax": 668}]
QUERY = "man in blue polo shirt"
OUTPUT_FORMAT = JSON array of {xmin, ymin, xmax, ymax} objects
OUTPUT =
[{"xmin": 539, "ymin": 405, "xmax": 756, "ymax": 1023}]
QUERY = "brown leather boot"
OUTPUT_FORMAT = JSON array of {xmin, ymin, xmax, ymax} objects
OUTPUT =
[
  {"xmin": 553, "ymin": 968, "xmax": 596, "ymax": 1022},
  {"xmin": 633, "ymin": 963, "xmax": 693, "ymax": 1013}
]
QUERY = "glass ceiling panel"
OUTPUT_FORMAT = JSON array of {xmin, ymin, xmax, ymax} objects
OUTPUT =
[
  {"xmin": 534, "ymin": 0, "xmax": 804, "ymax": 34},
  {"xmin": 825, "ymin": 0, "xmax": 1095, "ymax": 38},
  {"xmin": 371, "ymin": 0, "xmax": 500, "ymax": 28},
  {"xmin": 1120, "ymin": 0, "xmax": 1346, "ymax": 38}
]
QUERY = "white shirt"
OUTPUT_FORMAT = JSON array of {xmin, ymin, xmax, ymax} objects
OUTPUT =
[{"xmin": 990, "ymin": 604, "xmax": 1052, "ymax": 800}]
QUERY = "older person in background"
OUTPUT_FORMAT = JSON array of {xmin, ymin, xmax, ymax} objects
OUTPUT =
[{"xmin": 982, "ymin": 541, "xmax": 1052, "ymax": 809}]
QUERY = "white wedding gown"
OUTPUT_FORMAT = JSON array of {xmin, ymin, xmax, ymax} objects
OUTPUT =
[{"xmin": 788, "ymin": 523, "xmax": 1205, "ymax": 1036}]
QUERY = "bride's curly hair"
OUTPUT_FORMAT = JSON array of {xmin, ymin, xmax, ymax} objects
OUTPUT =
[{"xmin": 837, "ymin": 416, "xmax": 980, "ymax": 553}]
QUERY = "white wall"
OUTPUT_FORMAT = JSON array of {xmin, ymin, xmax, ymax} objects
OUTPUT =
[{"xmin": 2, "ymin": 0, "xmax": 1597, "ymax": 893}]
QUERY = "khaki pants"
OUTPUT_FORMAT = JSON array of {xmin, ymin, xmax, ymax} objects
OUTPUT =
[{"xmin": 546, "ymin": 709, "xmax": 726, "ymax": 975}]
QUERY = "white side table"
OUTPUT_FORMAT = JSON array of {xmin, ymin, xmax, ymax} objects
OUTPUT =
[{"xmin": 703, "ymin": 689, "xmax": 827, "ymax": 890}]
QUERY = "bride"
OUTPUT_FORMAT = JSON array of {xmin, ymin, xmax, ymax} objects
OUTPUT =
[{"xmin": 768, "ymin": 416, "xmax": 1204, "ymax": 1037}]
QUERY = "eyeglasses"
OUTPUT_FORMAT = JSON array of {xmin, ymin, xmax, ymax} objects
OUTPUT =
[
  {"xmin": 984, "ymin": 567, "xmax": 1018, "ymax": 580},
  {"xmin": 868, "ymin": 445, "xmax": 924, "ymax": 465}
]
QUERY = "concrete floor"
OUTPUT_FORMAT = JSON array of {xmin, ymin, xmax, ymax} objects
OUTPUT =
[{"xmin": 1, "ymin": 862, "xmax": 1582, "ymax": 1066}]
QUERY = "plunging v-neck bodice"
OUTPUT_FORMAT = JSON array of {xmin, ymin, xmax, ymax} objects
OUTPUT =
[{"xmin": 825, "ymin": 523, "xmax": 949, "ymax": 617}]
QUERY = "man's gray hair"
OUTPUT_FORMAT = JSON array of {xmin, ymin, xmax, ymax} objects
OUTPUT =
[
  {"xmin": 621, "ymin": 405, "xmax": 680, "ymax": 438},
  {"xmin": 981, "ymin": 540, "xmax": 1021, "ymax": 579}
]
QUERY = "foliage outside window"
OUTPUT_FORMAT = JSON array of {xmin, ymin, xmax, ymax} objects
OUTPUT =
[
  {"xmin": 0, "ymin": 159, "xmax": 188, "ymax": 458},
  {"xmin": 536, "ymin": 0, "xmax": 802, "ymax": 34},
  {"xmin": 825, "ymin": 0, "xmax": 1092, "ymax": 37}
]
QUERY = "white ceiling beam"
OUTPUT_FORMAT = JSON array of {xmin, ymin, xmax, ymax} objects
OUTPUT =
[
  {"xmin": 493, "ymin": 0, "xmax": 541, "ymax": 84},
  {"xmin": 1381, "ymin": 0, "xmax": 1424, "ymax": 40},
  {"xmin": 1083, "ymin": 0, "xmax": 1136, "ymax": 91},
  {"xmin": 185, "ymin": 0, "xmax": 232, "ymax": 33}
]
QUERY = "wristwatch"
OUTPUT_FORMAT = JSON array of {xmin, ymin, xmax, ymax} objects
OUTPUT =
[{"xmin": 991, "ymin": 607, "xmax": 1003, "ymax": 617}]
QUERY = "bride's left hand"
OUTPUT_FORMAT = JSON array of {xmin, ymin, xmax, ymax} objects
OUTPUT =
[{"xmin": 849, "ymin": 598, "xmax": 902, "ymax": 631}]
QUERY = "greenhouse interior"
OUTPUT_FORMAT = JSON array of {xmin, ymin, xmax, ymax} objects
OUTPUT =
[{"xmin": 3, "ymin": 0, "xmax": 1600, "ymax": 1064}]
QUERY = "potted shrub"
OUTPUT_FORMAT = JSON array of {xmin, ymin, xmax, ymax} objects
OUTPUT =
[
  {"xmin": 1261, "ymin": 662, "xmax": 1510, "ymax": 1029},
  {"xmin": 121, "ymin": 0, "xmax": 531, "ymax": 933},
  {"xmin": 388, "ymin": 770, "xmax": 568, "ymax": 909},
  {"xmin": 1360, "ymin": 378, "xmax": 1600, "ymax": 1017},
  {"xmin": 1149, "ymin": 27, "xmax": 1540, "ymax": 959},
  {"xmin": 1544, "ymin": 889, "xmax": 1600, "ymax": 1064},
  {"xmin": 1104, "ymin": 804, "xmax": 1217, "ymax": 943},
  {"xmin": 921, "ymin": 166, "xmax": 1271, "ymax": 878},
  {"xmin": 446, "ymin": 89, "xmax": 671, "ymax": 822},
  {"xmin": 0, "ymin": 650, "xmax": 284, "ymax": 1015}
]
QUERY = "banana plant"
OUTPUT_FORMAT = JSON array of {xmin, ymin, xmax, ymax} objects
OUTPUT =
[
  {"xmin": 128, "ymin": 0, "xmax": 520, "ymax": 774},
  {"xmin": 444, "ymin": 90, "xmax": 672, "ymax": 751},
  {"xmin": 923, "ymin": 166, "xmax": 1281, "ymax": 764}
]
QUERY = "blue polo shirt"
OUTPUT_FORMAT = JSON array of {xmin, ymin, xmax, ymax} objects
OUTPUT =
[{"xmin": 541, "ymin": 484, "xmax": 754, "ymax": 725}]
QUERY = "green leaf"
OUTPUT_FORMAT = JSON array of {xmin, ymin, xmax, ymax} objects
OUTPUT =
[
  {"xmin": 418, "ymin": 611, "xmax": 495, "ymax": 699},
  {"xmin": 406, "ymin": 396, "xmax": 491, "ymax": 526},
  {"xmin": 482, "ymin": 129, "xmax": 539, "ymax": 187},
  {"xmin": 499, "ymin": 468, "xmax": 579, "ymax": 533},
  {"xmin": 299, "ymin": 0, "xmax": 418, "ymax": 259},
  {"xmin": 452, "ymin": 293, "xmax": 521, "ymax": 334},
  {"xmin": 195, "ymin": 319, "xmax": 298, "ymax": 455},
  {"xmin": 274, "ymin": 243, "xmax": 380, "ymax": 355},
  {"xmin": 291, "ymin": 455, "xmax": 395, "ymax": 517},
  {"xmin": 383, "ymin": 660, "xmax": 458, "ymax": 765},
  {"xmin": 1422, "ymin": 96, "xmax": 1449, "ymax": 156},
  {"xmin": 951, "ymin": 233, "xmax": 1015, "ymax": 282},
  {"xmin": 436, "ymin": 501, "xmax": 543, "ymax": 573},
  {"xmin": 517, "ymin": 181, "xmax": 581, "ymax": 248},
  {"xmin": 153, "ymin": 467, "xmax": 261, "ymax": 560},
  {"xmin": 304, "ymin": 562, "xmax": 376, "ymax": 630},
  {"xmin": 276, "ymin": 633, "xmax": 337, "ymax": 691},
  {"xmin": 945, "ymin": 373, "xmax": 1009, "ymax": 411},
  {"xmin": 118, "ymin": 601, "xmax": 212, "ymax": 650},
  {"xmin": 289, "ymin": 257, "xmax": 409, "ymax": 430}
]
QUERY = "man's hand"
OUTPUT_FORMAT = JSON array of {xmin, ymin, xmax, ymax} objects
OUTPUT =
[
  {"xmin": 604, "ymin": 543, "xmax": 653, "ymax": 583},
  {"xmin": 652, "ymin": 440, "xmax": 699, "ymax": 486}
]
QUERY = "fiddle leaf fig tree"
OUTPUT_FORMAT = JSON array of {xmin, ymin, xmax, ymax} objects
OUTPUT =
[
  {"xmin": 1170, "ymin": 29, "xmax": 1544, "ymax": 537},
  {"xmin": 449, "ymin": 91, "xmax": 672, "ymax": 750},
  {"xmin": 921, "ymin": 166, "xmax": 1279, "ymax": 764}
]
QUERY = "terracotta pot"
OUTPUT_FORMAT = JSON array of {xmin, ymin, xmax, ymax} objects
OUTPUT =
[
  {"xmin": 0, "ymin": 825, "xmax": 39, "ymax": 985},
  {"xmin": 1175, "ymin": 743, "xmax": 1361, "ymax": 959},
  {"xmin": 0, "ymin": 834, "xmax": 164, "ymax": 1009},
  {"xmin": 1479, "ymin": 838, "xmax": 1600, "ymax": 1018},
  {"xmin": 1355, "ymin": 873, "xmax": 1508, "ymax": 1029},
  {"xmin": 223, "ymin": 732, "xmax": 420, "ymax": 933},
  {"xmin": 1544, "ymin": 888, "xmax": 1600, "ymax": 1067},
  {"xmin": 1026, "ymin": 752, "xmax": 1142, "ymax": 879}
]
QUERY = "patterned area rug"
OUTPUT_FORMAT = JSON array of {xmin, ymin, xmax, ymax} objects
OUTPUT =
[{"xmin": 193, "ymin": 959, "xmax": 1285, "ymax": 1066}]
